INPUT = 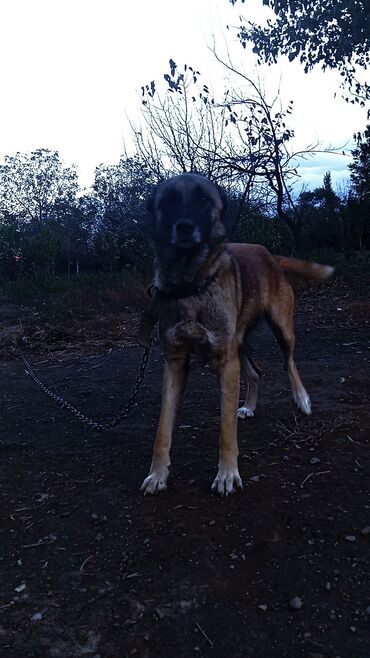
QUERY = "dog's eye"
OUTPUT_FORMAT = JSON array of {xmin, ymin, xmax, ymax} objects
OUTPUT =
[{"xmin": 159, "ymin": 189, "xmax": 181, "ymax": 210}]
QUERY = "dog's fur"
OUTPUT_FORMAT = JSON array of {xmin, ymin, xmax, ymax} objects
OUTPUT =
[{"xmin": 141, "ymin": 173, "xmax": 333, "ymax": 495}]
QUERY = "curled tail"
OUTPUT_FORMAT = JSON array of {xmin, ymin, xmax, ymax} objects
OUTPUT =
[{"xmin": 274, "ymin": 256, "xmax": 334, "ymax": 281}]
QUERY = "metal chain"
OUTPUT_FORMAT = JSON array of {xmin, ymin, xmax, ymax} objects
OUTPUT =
[{"xmin": 12, "ymin": 344, "xmax": 151, "ymax": 432}]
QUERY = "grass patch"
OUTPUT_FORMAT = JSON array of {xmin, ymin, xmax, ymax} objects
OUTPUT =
[{"xmin": 0, "ymin": 270, "xmax": 149, "ymax": 323}]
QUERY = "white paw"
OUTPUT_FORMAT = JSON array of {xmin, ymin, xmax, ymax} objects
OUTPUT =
[
  {"xmin": 141, "ymin": 467, "xmax": 169, "ymax": 495},
  {"xmin": 211, "ymin": 467, "xmax": 243, "ymax": 496},
  {"xmin": 237, "ymin": 405, "xmax": 255, "ymax": 419},
  {"xmin": 294, "ymin": 390, "xmax": 311, "ymax": 415}
]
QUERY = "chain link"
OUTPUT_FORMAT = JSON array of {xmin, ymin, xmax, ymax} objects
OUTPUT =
[{"xmin": 12, "ymin": 344, "xmax": 151, "ymax": 432}]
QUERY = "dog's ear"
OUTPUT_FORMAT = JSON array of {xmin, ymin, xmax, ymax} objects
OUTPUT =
[{"xmin": 216, "ymin": 184, "xmax": 228, "ymax": 219}]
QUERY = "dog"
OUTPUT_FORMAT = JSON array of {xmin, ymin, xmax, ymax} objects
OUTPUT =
[{"xmin": 140, "ymin": 173, "xmax": 333, "ymax": 496}]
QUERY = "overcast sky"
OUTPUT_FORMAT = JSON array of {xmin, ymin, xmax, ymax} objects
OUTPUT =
[{"xmin": 0, "ymin": 0, "xmax": 367, "ymax": 193}]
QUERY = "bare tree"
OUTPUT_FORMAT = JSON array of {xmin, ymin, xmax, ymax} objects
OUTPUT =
[
  {"xmin": 135, "ymin": 59, "xmax": 337, "ymax": 252},
  {"xmin": 131, "ymin": 63, "xmax": 230, "ymax": 182}
]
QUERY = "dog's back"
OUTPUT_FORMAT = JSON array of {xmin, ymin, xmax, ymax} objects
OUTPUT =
[{"xmin": 228, "ymin": 242, "xmax": 334, "ymax": 328}]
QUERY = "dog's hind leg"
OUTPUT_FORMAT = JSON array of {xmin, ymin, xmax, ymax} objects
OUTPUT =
[
  {"xmin": 212, "ymin": 340, "xmax": 243, "ymax": 496},
  {"xmin": 141, "ymin": 355, "xmax": 189, "ymax": 494},
  {"xmin": 266, "ymin": 287, "xmax": 311, "ymax": 415},
  {"xmin": 237, "ymin": 343, "xmax": 260, "ymax": 419}
]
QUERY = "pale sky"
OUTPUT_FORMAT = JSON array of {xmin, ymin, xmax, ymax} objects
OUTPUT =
[{"xmin": 0, "ymin": 0, "xmax": 367, "ymax": 193}]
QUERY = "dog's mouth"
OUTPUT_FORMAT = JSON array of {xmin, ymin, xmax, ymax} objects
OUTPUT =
[
  {"xmin": 170, "ymin": 221, "xmax": 202, "ymax": 250},
  {"xmin": 171, "ymin": 238, "xmax": 201, "ymax": 250}
]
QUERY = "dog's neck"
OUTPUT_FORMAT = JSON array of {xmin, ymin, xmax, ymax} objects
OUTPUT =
[{"xmin": 153, "ymin": 242, "xmax": 225, "ymax": 293}]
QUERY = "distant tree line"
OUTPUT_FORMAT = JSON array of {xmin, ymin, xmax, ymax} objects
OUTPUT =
[
  {"xmin": 0, "ymin": 149, "xmax": 155, "ymax": 280},
  {"xmin": 0, "ymin": 124, "xmax": 369, "ymax": 282}
]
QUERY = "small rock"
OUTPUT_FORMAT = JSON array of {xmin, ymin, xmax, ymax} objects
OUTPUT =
[
  {"xmin": 310, "ymin": 457, "xmax": 320, "ymax": 465},
  {"xmin": 344, "ymin": 535, "xmax": 356, "ymax": 542},
  {"xmin": 249, "ymin": 475, "xmax": 260, "ymax": 482},
  {"xmin": 325, "ymin": 582, "xmax": 331, "ymax": 591},
  {"xmin": 31, "ymin": 612, "xmax": 43, "ymax": 622},
  {"xmin": 14, "ymin": 583, "xmax": 26, "ymax": 593},
  {"xmin": 365, "ymin": 606, "xmax": 370, "ymax": 615},
  {"xmin": 282, "ymin": 455, "xmax": 289, "ymax": 462},
  {"xmin": 208, "ymin": 520, "xmax": 216, "ymax": 526},
  {"xmin": 289, "ymin": 596, "xmax": 303, "ymax": 610},
  {"xmin": 349, "ymin": 626, "xmax": 357, "ymax": 633},
  {"xmin": 156, "ymin": 606, "xmax": 172, "ymax": 619},
  {"xmin": 361, "ymin": 526, "xmax": 370, "ymax": 536},
  {"xmin": 258, "ymin": 604, "xmax": 268, "ymax": 612},
  {"xmin": 91, "ymin": 513, "xmax": 99, "ymax": 521}
]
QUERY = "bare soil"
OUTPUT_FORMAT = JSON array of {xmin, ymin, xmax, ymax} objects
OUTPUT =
[{"xmin": 1, "ymin": 277, "xmax": 370, "ymax": 657}]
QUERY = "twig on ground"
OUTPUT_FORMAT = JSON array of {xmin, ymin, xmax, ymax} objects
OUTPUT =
[
  {"xmin": 195, "ymin": 621, "xmax": 214, "ymax": 648},
  {"xmin": 300, "ymin": 470, "xmax": 330, "ymax": 487},
  {"xmin": 80, "ymin": 555, "xmax": 95, "ymax": 574}
]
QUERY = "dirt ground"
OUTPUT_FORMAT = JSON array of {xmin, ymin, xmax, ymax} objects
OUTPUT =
[{"xmin": 1, "ymin": 277, "xmax": 370, "ymax": 658}]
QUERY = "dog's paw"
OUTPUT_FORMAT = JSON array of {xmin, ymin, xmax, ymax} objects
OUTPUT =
[
  {"xmin": 211, "ymin": 467, "xmax": 243, "ymax": 496},
  {"xmin": 237, "ymin": 405, "xmax": 255, "ymax": 419},
  {"xmin": 294, "ymin": 389, "xmax": 311, "ymax": 415},
  {"xmin": 141, "ymin": 467, "xmax": 169, "ymax": 495}
]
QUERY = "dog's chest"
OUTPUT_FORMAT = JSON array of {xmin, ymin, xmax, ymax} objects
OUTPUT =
[{"xmin": 159, "ymin": 293, "xmax": 237, "ymax": 364}]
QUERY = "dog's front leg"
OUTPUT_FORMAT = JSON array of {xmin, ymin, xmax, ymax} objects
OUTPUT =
[
  {"xmin": 141, "ymin": 355, "xmax": 189, "ymax": 494},
  {"xmin": 212, "ymin": 343, "xmax": 243, "ymax": 496}
]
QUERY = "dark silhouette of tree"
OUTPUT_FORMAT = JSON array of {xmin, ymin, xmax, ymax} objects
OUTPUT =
[
  {"xmin": 52, "ymin": 196, "xmax": 97, "ymax": 277},
  {"xmin": 0, "ymin": 149, "xmax": 78, "ymax": 224},
  {"xmin": 297, "ymin": 171, "xmax": 342, "ymax": 250},
  {"xmin": 346, "ymin": 125, "xmax": 370, "ymax": 250},
  {"xmin": 229, "ymin": 0, "xmax": 370, "ymax": 106},
  {"xmin": 93, "ymin": 156, "xmax": 154, "ymax": 273},
  {"xmin": 349, "ymin": 125, "xmax": 370, "ymax": 199},
  {"xmin": 0, "ymin": 149, "xmax": 80, "ymax": 277}
]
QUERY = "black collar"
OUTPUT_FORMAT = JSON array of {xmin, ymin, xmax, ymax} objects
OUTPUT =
[{"xmin": 153, "ymin": 266, "xmax": 221, "ymax": 301}]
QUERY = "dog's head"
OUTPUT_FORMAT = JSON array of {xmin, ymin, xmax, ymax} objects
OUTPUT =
[{"xmin": 147, "ymin": 173, "xmax": 227, "ymax": 257}]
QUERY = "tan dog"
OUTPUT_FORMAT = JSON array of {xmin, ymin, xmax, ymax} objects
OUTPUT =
[{"xmin": 141, "ymin": 173, "xmax": 333, "ymax": 495}]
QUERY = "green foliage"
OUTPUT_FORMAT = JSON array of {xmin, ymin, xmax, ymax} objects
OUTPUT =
[
  {"xmin": 233, "ymin": 210, "xmax": 293, "ymax": 253},
  {"xmin": 229, "ymin": 0, "xmax": 370, "ymax": 105}
]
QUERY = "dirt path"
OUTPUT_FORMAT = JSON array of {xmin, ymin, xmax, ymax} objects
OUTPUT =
[{"xmin": 1, "ymin": 286, "xmax": 370, "ymax": 657}]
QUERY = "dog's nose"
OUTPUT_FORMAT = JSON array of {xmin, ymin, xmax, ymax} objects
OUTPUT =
[{"xmin": 175, "ymin": 219, "xmax": 195, "ymax": 236}]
